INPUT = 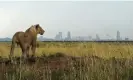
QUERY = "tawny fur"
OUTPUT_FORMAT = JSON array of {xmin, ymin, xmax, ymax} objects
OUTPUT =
[{"xmin": 9, "ymin": 24, "xmax": 45, "ymax": 59}]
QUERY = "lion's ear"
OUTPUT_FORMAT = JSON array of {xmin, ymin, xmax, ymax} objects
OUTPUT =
[{"xmin": 35, "ymin": 24, "xmax": 39, "ymax": 29}]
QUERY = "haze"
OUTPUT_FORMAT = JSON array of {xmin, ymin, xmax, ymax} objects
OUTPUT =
[{"xmin": 0, "ymin": 1, "xmax": 133, "ymax": 39}]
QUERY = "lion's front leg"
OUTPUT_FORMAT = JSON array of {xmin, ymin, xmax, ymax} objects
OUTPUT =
[
  {"xmin": 26, "ymin": 46, "xmax": 30, "ymax": 58},
  {"xmin": 31, "ymin": 42, "xmax": 36, "ymax": 58},
  {"xmin": 21, "ymin": 43, "xmax": 29, "ymax": 59},
  {"xmin": 31, "ymin": 46, "xmax": 36, "ymax": 57},
  {"xmin": 22, "ymin": 50, "xmax": 27, "ymax": 59}
]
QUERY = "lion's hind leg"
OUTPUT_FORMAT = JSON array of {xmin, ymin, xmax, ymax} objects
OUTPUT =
[{"xmin": 9, "ymin": 41, "xmax": 16, "ymax": 60}]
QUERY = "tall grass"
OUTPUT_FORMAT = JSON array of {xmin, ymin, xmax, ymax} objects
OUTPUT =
[
  {"xmin": 1, "ymin": 53, "xmax": 133, "ymax": 80},
  {"xmin": 0, "ymin": 42, "xmax": 133, "ymax": 80},
  {"xmin": 0, "ymin": 42, "xmax": 133, "ymax": 58}
]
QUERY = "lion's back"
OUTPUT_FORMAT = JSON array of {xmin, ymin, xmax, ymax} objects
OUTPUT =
[
  {"xmin": 13, "ymin": 31, "xmax": 25, "ymax": 38},
  {"xmin": 12, "ymin": 31, "xmax": 25, "ymax": 42}
]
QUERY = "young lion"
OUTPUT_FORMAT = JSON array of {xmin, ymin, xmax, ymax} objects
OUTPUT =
[{"xmin": 9, "ymin": 24, "xmax": 45, "ymax": 59}]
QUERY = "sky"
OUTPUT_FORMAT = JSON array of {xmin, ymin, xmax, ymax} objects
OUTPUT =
[{"xmin": 0, "ymin": 1, "xmax": 133, "ymax": 39}]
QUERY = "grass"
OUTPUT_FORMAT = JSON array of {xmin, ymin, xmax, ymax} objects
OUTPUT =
[
  {"xmin": 0, "ymin": 42, "xmax": 133, "ymax": 58},
  {"xmin": 0, "ymin": 41, "xmax": 133, "ymax": 80}
]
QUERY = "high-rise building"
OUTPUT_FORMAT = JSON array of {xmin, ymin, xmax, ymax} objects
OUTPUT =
[
  {"xmin": 55, "ymin": 32, "xmax": 63, "ymax": 40},
  {"xmin": 55, "ymin": 34, "xmax": 59, "ymax": 40},
  {"xmin": 96, "ymin": 34, "xmax": 100, "ymax": 41},
  {"xmin": 59, "ymin": 32, "xmax": 62, "ymax": 40},
  {"xmin": 65, "ymin": 31, "xmax": 71, "ymax": 40},
  {"xmin": 117, "ymin": 31, "xmax": 121, "ymax": 40}
]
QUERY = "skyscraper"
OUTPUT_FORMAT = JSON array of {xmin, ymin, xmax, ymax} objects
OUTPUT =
[
  {"xmin": 55, "ymin": 32, "xmax": 63, "ymax": 40},
  {"xmin": 59, "ymin": 32, "xmax": 62, "ymax": 40},
  {"xmin": 55, "ymin": 34, "xmax": 59, "ymax": 40},
  {"xmin": 96, "ymin": 34, "xmax": 100, "ymax": 41},
  {"xmin": 67, "ymin": 31, "xmax": 71, "ymax": 39},
  {"xmin": 117, "ymin": 31, "xmax": 121, "ymax": 41},
  {"xmin": 65, "ymin": 31, "xmax": 71, "ymax": 41}
]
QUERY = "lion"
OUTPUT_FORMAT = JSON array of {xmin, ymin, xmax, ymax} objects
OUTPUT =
[{"xmin": 9, "ymin": 24, "xmax": 45, "ymax": 59}]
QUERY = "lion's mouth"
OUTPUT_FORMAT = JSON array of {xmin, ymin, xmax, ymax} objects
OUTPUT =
[
  {"xmin": 40, "ymin": 30, "xmax": 45, "ymax": 35},
  {"xmin": 40, "ymin": 32, "xmax": 44, "ymax": 35},
  {"xmin": 40, "ymin": 33, "xmax": 43, "ymax": 35}
]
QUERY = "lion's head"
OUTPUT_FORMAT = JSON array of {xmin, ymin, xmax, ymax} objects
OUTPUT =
[
  {"xmin": 25, "ymin": 24, "xmax": 45, "ymax": 36},
  {"xmin": 34, "ymin": 24, "xmax": 45, "ymax": 35}
]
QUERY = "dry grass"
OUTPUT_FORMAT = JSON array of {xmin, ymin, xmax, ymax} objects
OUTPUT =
[
  {"xmin": 0, "ymin": 41, "xmax": 133, "ymax": 80},
  {"xmin": 0, "ymin": 42, "xmax": 133, "ymax": 59},
  {"xmin": 31, "ymin": 42, "xmax": 133, "ymax": 59}
]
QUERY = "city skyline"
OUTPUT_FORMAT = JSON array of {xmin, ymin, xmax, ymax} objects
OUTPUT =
[
  {"xmin": 0, "ymin": 30, "xmax": 132, "ymax": 41},
  {"xmin": 38, "ymin": 30, "xmax": 131, "ymax": 41}
]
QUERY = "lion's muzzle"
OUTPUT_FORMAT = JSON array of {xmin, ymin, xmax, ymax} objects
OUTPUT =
[{"xmin": 40, "ymin": 30, "xmax": 45, "ymax": 35}]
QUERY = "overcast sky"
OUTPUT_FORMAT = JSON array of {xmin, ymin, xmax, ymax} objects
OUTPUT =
[{"xmin": 0, "ymin": 1, "xmax": 133, "ymax": 39}]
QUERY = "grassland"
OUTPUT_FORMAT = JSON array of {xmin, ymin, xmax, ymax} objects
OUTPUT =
[
  {"xmin": 0, "ymin": 41, "xmax": 133, "ymax": 58},
  {"xmin": 0, "ymin": 41, "xmax": 133, "ymax": 80}
]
